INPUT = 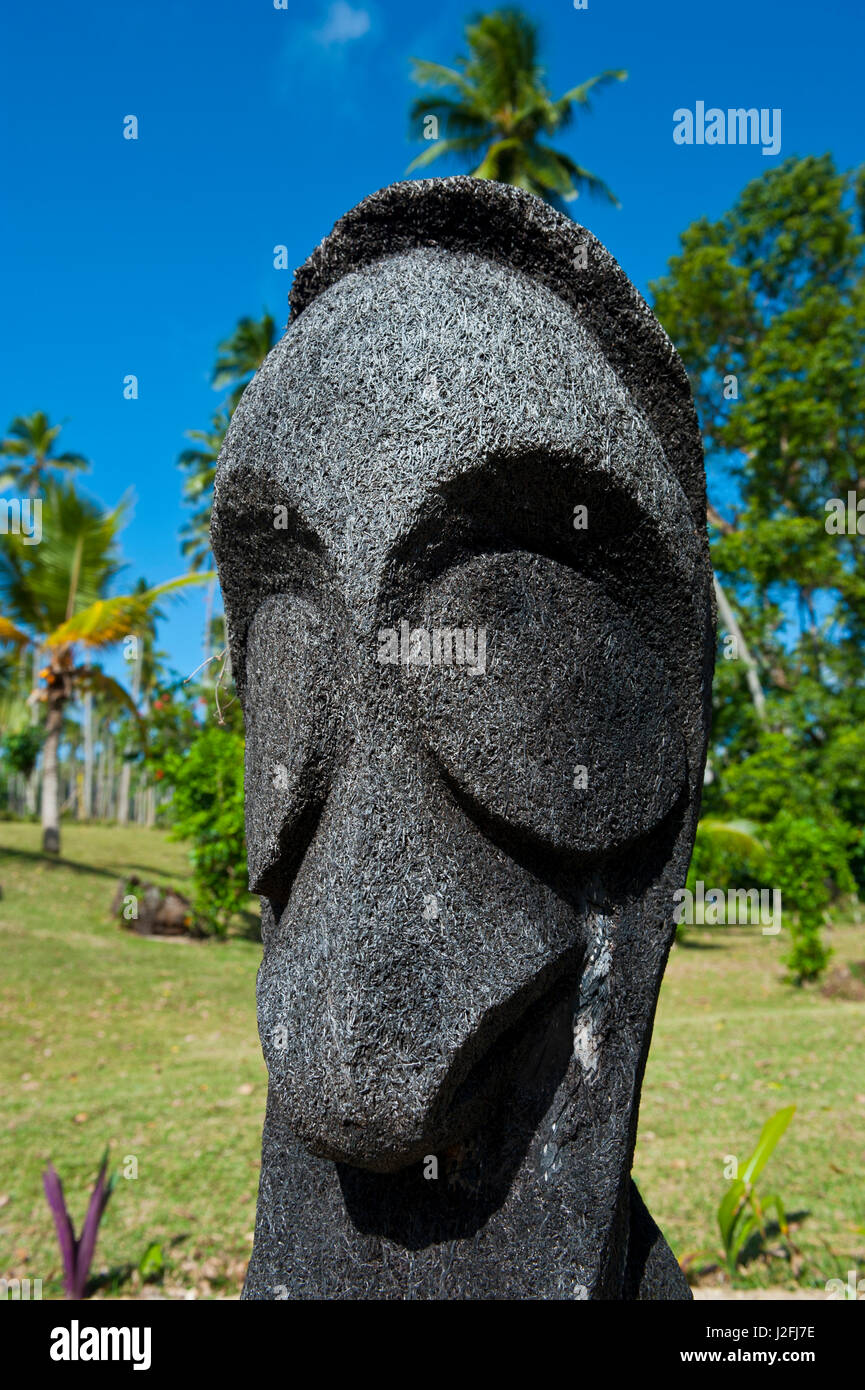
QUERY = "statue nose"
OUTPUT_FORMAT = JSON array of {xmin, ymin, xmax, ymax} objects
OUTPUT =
[{"xmin": 255, "ymin": 740, "xmax": 585, "ymax": 1171}]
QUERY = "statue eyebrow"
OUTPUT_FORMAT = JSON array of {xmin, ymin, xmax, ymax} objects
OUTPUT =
[
  {"xmin": 379, "ymin": 450, "xmax": 694, "ymax": 597},
  {"xmin": 212, "ymin": 476, "xmax": 325, "ymax": 574}
]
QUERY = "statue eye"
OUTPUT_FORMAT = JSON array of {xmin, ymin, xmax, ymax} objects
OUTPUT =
[{"xmin": 401, "ymin": 550, "xmax": 687, "ymax": 859}]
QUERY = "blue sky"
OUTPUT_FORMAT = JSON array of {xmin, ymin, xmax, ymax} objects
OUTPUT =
[{"xmin": 2, "ymin": 0, "xmax": 862, "ymax": 680}]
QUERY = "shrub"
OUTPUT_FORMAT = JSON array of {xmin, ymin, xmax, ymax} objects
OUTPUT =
[
  {"xmin": 700, "ymin": 730, "xmax": 858, "ymax": 982},
  {"xmin": 766, "ymin": 811, "xmax": 855, "ymax": 984},
  {"xmin": 161, "ymin": 721, "xmax": 247, "ymax": 935}
]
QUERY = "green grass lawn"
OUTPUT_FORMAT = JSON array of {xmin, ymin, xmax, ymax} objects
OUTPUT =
[
  {"xmin": 636, "ymin": 913, "xmax": 865, "ymax": 1292},
  {"xmin": 1, "ymin": 821, "xmax": 863, "ymax": 1298},
  {"xmin": 0, "ymin": 822, "xmax": 264, "ymax": 1299}
]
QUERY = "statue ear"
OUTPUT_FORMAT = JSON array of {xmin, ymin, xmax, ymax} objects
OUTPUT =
[
  {"xmin": 243, "ymin": 592, "xmax": 344, "ymax": 903},
  {"xmin": 211, "ymin": 468, "xmax": 329, "ymax": 704}
]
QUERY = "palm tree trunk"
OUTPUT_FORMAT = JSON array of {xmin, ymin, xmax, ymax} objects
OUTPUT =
[
  {"xmin": 117, "ymin": 656, "xmax": 142, "ymax": 826},
  {"xmin": 713, "ymin": 573, "xmax": 767, "ymax": 725},
  {"xmin": 83, "ymin": 692, "xmax": 94, "ymax": 819},
  {"xmin": 41, "ymin": 697, "xmax": 63, "ymax": 854},
  {"xmin": 25, "ymin": 767, "xmax": 38, "ymax": 816},
  {"xmin": 96, "ymin": 734, "xmax": 106, "ymax": 819},
  {"xmin": 30, "ymin": 642, "xmax": 40, "ymax": 709},
  {"xmin": 118, "ymin": 767, "xmax": 130, "ymax": 824},
  {"xmin": 106, "ymin": 732, "xmax": 114, "ymax": 821},
  {"xmin": 25, "ymin": 642, "xmax": 41, "ymax": 814}
]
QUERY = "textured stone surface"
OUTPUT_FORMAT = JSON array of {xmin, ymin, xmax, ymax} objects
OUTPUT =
[{"xmin": 211, "ymin": 176, "xmax": 715, "ymax": 1300}]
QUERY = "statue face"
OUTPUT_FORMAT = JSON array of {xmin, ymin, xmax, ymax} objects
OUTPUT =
[{"xmin": 213, "ymin": 247, "xmax": 708, "ymax": 1175}]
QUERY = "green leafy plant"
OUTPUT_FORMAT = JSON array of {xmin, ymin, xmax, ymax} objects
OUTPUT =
[
  {"xmin": 692, "ymin": 731, "xmax": 856, "ymax": 980},
  {"xmin": 718, "ymin": 1106, "xmax": 796, "ymax": 1276},
  {"xmin": 162, "ymin": 716, "xmax": 247, "ymax": 935},
  {"xmin": 138, "ymin": 1240, "xmax": 165, "ymax": 1284}
]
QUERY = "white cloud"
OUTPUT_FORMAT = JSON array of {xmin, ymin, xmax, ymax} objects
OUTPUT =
[{"xmin": 312, "ymin": 2, "xmax": 371, "ymax": 46}]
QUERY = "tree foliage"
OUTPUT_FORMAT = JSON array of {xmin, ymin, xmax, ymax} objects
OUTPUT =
[{"xmin": 653, "ymin": 155, "xmax": 865, "ymax": 976}]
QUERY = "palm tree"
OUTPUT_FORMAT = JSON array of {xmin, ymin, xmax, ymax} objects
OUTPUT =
[
  {"xmin": 212, "ymin": 313, "xmax": 277, "ymax": 412},
  {"xmin": 178, "ymin": 409, "xmax": 229, "ymax": 662},
  {"xmin": 0, "ymin": 412, "xmax": 88, "ymax": 496},
  {"xmin": 178, "ymin": 410, "xmax": 229, "ymax": 572},
  {"xmin": 176, "ymin": 313, "xmax": 276, "ymax": 664},
  {"xmin": 0, "ymin": 480, "xmax": 206, "ymax": 853},
  {"xmin": 408, "ymin": 8, "xmax": 626, "ymax": 210}
]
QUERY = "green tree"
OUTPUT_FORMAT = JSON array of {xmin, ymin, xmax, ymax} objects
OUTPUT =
[
  {"xmin": 408, "ymin": 8, "xmax": 626, "ymax": 210},
  {"xmin": 651, "ymin": 155, "xmax": 865, "ymax": 729},
  {"xmin": 0, "ymin": 412, "xmax": 88, "ymax": 496},
  {"xmin": 652, "ymin": 155, "xmax": 865, "ymax": 973},
  {"xmin": 0, "ymin": 649, "xmax": 40, "ymax": 811},
  {"xmin": 768, "ymin": 812, "xmax": 854, "ymax": 984}
]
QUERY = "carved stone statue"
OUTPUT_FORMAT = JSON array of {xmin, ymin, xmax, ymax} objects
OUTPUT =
[{"xmin": 211, "ymin": 177, "xmax": 715, "ymax": 1300}]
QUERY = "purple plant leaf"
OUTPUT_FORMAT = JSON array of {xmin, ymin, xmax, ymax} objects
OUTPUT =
[
  {"xmin": 43, "ymin": 1164, "xmax": 78, "ymax": 1299},
  {"xmin": 73, "ymin": 1150, "xmax": 113, "ymax": 1299}
]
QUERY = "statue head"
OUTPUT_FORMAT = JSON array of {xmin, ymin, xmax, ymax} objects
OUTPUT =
[{"xmin": 212, "ymin": 178, "xmax": 714, "ymax": 1202}]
